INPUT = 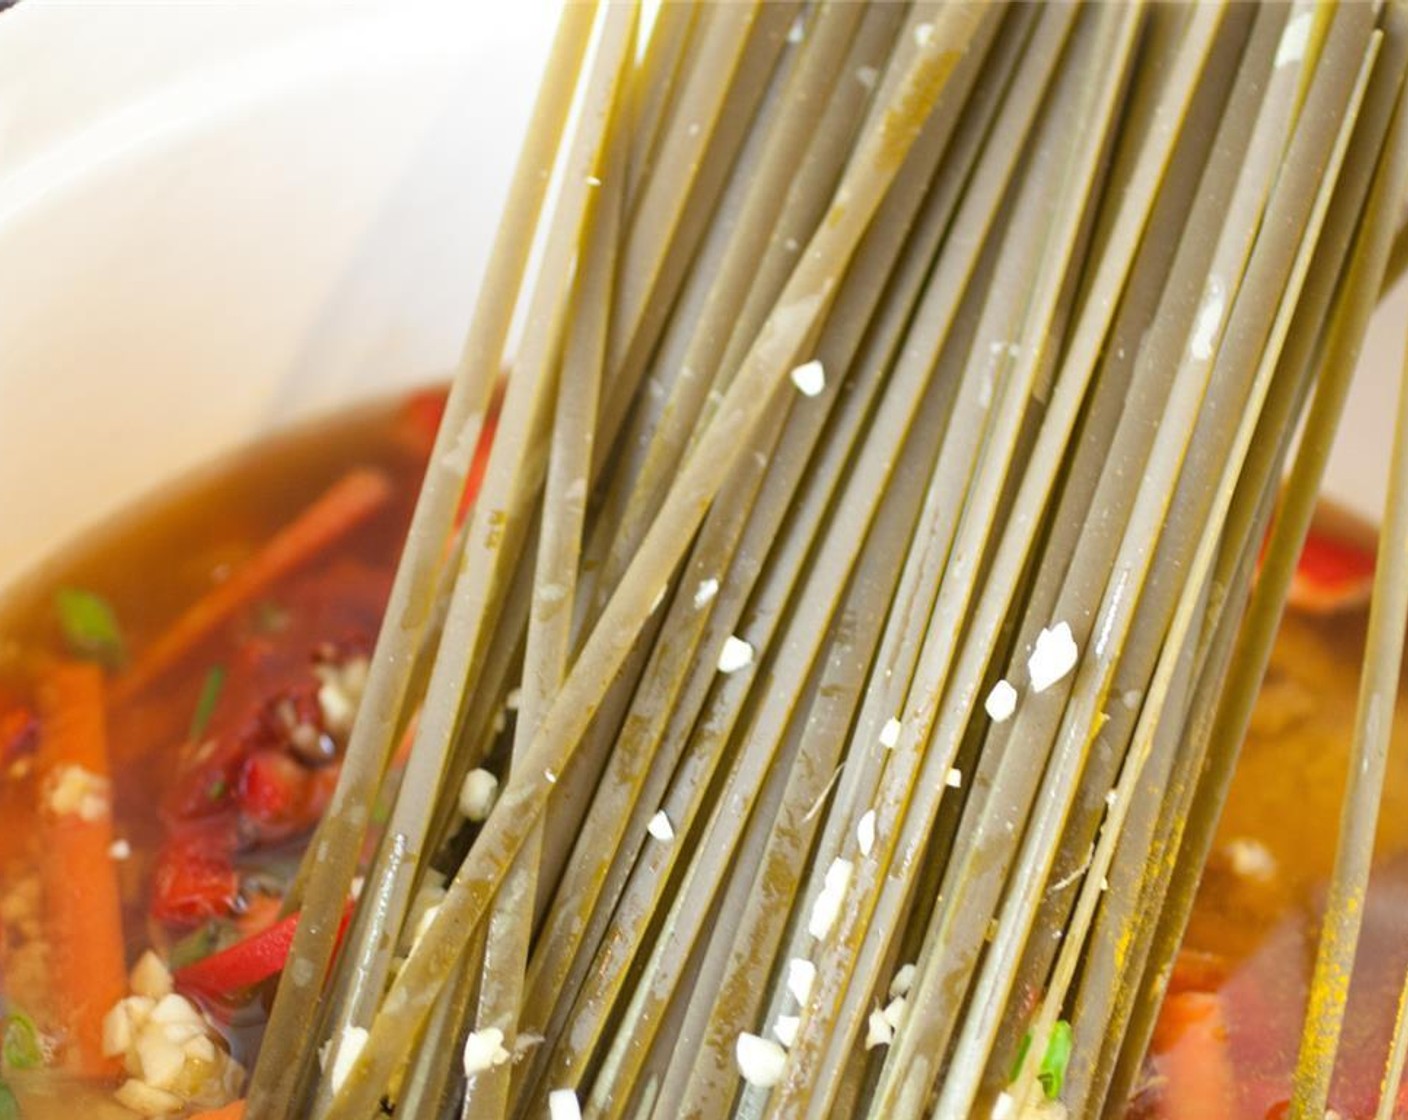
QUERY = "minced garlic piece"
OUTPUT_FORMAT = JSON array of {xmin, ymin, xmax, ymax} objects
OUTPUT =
[
  {"xmin": 459, "ymin": 768, "xmax": 500, "ymax": 822},
  {"xmin": 786, "ymin": 958, "xmax": 816, "ymax": 1006},
  {"xmin": 647, "ymin": 811, "xmax": 675, "ymax": 842},
  {"xmin": 46, "ymin": 764, "xmax": 110, "ymax": 821},
  {"xmin": 107, "ymin": 976, "xmax": 237, "ymax": 1116},
  {"xmin": 718, "ymin": 636, "xmax": 755, "ymax": 674},
  {"xmin": 314, "ymin": 655, "xmax": 369, "ymax": 736},
  {"xmin": 114, "ymin": 1079, "xmax": 184, "ymax": 1117},
  {"xmin": 865, "ymin": 1008, "xmax": 893, "ymax": 1049},
  {"xmin": 881, "ymin": 995, "xmax": 907, "ymax": 1030},
  {"xmin": 985, "ymin": 679, "xmax": 1018, "ymax": 722},
  {"xmin": 548, "ymin": 1088, "xmax": 583, "ymax": 1120},
  {"xmin": 879, "ymin": 717, "xmax": 902, "ymax": 749},
  {"xmin": 149, "ymin": 993, "xmax": 203, "ymax": 1029},
  {"xmin": 1028, "ymin": 623, "xmax": 1078, "ymax": 693},
  {"xmin": 889, "ymin": 963, "xmax": 916, "ymax": 999},
  {"xmin": 130, "ymin": 951, "xmax": 173, "ymax": 1000},
  {"xmin": 463, "ymin": 1027, "xmax": 511, "ymax": 1075},
  {"xmin": 772, "ymin": 1015, "xmax": 800, "ymax": 1048},
  {"xmin": 856, "ymin": 810, "xmax": 876, "ymax": 857},
  {"xmin": 808, "ymin": 858, "xmax": 853, "ymax": 940},
  {"xmin": 102, "ymin": 997, "xmax": 151, "ymax": 1059},
  {"xmin": 1226, "ymin": 837, "xmax": 1277, "ymax": 882},
  {"xmin": 789, "ymin": 359, "xmax": 826, "ymax": 398},
  {"xmin": 736, "ymin": 1032, "xmax": 787, "ymax": 1087},
  {"xmin": 136, "ymin": 1022, "xmax": 186, "ymax": 1090}
]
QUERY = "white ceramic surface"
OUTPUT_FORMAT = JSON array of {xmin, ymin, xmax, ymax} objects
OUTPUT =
[
  {"xmin": 0, "ymin": 0, "xmax": 556, "ymax": 584},
  {"xmin": 1325, "ymin": 277, "xmax": 1408, "ymax": 527},
  {"xmin": 0, "ymin": 1, "xmax": 1402, "ymax": 587}
]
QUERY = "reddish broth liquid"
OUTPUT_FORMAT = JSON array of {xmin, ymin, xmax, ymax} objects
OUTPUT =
[
  {"xmin": 0, "ymin": 388, "xmax": 1397, "ymax": 1118},
  {"xmin": 0, "ymin": 391, "xmax": 436, "ymax": 1115},
  {"xmin": 1133, "ymin": 602, "xmax": 1408, "ymax": 1120}
]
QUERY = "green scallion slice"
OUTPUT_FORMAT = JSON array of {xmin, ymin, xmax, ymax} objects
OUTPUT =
[
  {"xmin": 189, "ymin": 665, "xmax": 227, "ymax": 741},
  {"xmin": 53, "ymin": 588, "xmax": 126, "ymax": 669},
  {"xmin": 2, "ymin": 1010, "xmax": 41, "ymax": 1070},
  {"xmin": 1038, "ymin": 1020, "xmax": 1074, "ymax": 1100}
]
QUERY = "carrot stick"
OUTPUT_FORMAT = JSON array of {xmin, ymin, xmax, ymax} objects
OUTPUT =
[
  {"xmin": 1153, "ymin": 990, "xmax": 1239, "ymax": 1120},
  {"xmin": 115, "ymin": 468, "xmax": 394, "ymax": 702},
  {"xmin": 35, "ymin": 661, "xmax": 126, "ymax": 1076},
  {"xmin": 188, "ymin": 1103, "xmax": 245, "ymax": 1120}
]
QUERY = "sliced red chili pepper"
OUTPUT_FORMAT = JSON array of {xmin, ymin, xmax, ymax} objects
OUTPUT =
[
  {"xmin": 1288, "ymin": 525, "xmax": 1376, "ymax": 614},
  {"xmin": 237, "ymin": 750, "xmax": 310, "ymax": 830},
  {"xmin": 236, "ymin": 749, "xmax": 338, "ymax": 843},
  {"xmin": 174, "ymin": 900, "xmax": 354, "ymax": 997},
  {"xmin": 151, "ymin": 844, "xmax": 241, "ymax": 927}
]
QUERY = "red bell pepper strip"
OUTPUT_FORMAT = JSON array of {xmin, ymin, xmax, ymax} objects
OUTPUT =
[{"xmin": 174, "ymin": 900, "xmax": 354, "ymax": 997}]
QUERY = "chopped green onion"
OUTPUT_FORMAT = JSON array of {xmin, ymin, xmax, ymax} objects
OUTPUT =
[
  {"xmin": 53, "ymin": 588, "xmax": 126, "ymax": 669},
  {"xmin": 207, "ymin": 779, "xmax": 228, "ymax": 803},
  {"xmin": 189, "ymin": 665, "xmax": 227, "ymax": 741},
  {"xmin": 2, "ymin": 1011, "xmax": 41, "ymax": 1071},
  {"xmin": 1009, "ymin": 1030, "xmax": 1033, "ymax": 1082},
  {"xmin": 1037, "ymin": 1020, "xmax": 1074, "ymax": 1101},
  {"xmin": 0, "ymin": 1079, "xmax": 19, "ymax": 1120},
  {"xmin": 169, "ymin": 923, "xmax": 224, "ymax": 971}
]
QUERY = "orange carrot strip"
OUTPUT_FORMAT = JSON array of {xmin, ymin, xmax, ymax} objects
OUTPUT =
[
  {"xmin": 36, "ymin": 661, "xmax": 126, "ymax": 1076},
  {"xmin": 115, "ymin": 468, "xmax": 393, "ymax": 702},
  {"xmin": 1153, "ymin": 990, "xmax": 1238, "ymax": 1120},
  {"xmin": 188, "ymin": 1103, "xmax": 245, "ymax": 1120}
]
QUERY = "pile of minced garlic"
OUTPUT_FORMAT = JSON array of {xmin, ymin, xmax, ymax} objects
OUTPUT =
[{"xmin": 101, "ymin": 952, "xmax": 241, "ymax": 1116}]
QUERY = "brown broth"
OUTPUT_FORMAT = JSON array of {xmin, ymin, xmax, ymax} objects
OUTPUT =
[
  {"xmin": 0, "ymin": 385, "xmax": 1399, "ymax": 1119},
  {"xmin": 1140, "ymin": 569, "xmax": 1408, "ymax": 1120},
  {"xmin": 0, "ymin": 389, "xmax": 434, "ymax": 1116}
]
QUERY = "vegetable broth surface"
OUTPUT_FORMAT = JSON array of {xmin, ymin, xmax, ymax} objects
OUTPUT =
[{"xmin": 0, "ymin": 391, "xmax": 437, "ymax": 1116}]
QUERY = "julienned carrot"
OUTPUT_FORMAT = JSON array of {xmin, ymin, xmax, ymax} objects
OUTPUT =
[
  {"xmin": 36, "ymin": 661, "xmax": 126, "ymax": 1076},
  {"xmin": 1152, "ymin": 990, "xmax": 1238, "ymax": 1120},
  {"xmin": 115, "ymin": 469, "xmax": 394, "ymax": 702},
  {"xmin": 188, "ymin": 1103, "xmax": 245, "ymax": 1120}
]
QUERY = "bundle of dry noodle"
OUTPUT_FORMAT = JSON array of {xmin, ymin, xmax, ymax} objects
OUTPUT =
[{"xmin": 238, "ymin": 3, "xmax": 1408, "ymax": 1119}]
